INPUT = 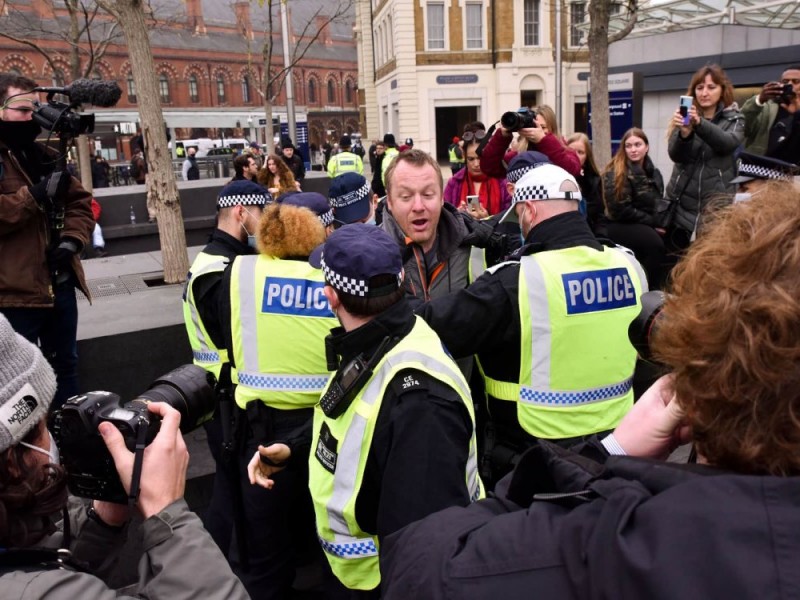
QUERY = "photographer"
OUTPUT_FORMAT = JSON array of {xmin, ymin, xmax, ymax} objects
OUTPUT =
[
  {"xmin": 382, "ymin": 180, "xmax": 800, "ymax": 599},
  {"xmin": 479, "ymin": 106, "xmax": 581, "ymax": 180},
  {"xmin": 0, "ymin": 315, "xmax": 248, "ymax": 598},
  {"xmin": 0, "ymin": 72, "xmax": 94, "ymax": 410},
  {"xmin": 742, "ymin": 65, "xmax": 800, "ymax": 163}
]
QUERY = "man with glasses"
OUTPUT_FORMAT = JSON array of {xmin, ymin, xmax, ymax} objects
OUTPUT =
[
  {"xmin": 742, "ymin": 65, "xmax": 800, "ymax": 163},
  {"xmin": 0, "ymin": 72, "xmax": 93, "ymax": 411}
]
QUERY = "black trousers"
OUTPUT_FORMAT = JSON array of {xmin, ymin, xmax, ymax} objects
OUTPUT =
[{"xmin": 604, "ymin": 222, "xmax": 669, "ymax": 290}]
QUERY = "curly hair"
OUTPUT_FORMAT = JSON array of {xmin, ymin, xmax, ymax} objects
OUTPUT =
[
  {"xmin": 257, "ymin": 203, "xmax": 325, "ymax": 258},
  {"xmin": 603, "ymin": 128, "xmax": 649, "ymax": 209},
  {"xmin": 0, "ymin": 425, "xmax": 68, "ymax": 548},
  {"xmin": 258, "ymin": 154, "xmax": 297, "ymax": 197},
  {"xmin": 652, "ymin": 181, "xmax": 800, "ymax": 475}
]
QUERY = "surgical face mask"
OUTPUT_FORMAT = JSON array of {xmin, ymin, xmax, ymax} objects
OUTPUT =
[
  {"xmin": 20, "ymin": 430, "xmax": 60, "ymax": 465},
  {"xmin": 733, "ymin": 192, "xmax": 751, "ymax": 203},
  {"xmin": 241, "ymin": 208, "xmax": 257, "ymax": 248}
]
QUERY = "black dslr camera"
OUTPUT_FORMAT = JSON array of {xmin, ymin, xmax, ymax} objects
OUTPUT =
[
  {"xmin": 52, "ymin": 365, "xmax": 215, "ymax": 504},
  {"xmin": 501, "ymin": 107, "xmax": 537, "ymax": 132}
]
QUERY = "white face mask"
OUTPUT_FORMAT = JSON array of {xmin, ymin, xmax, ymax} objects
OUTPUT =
[
  {"xmin": 20, "ymin": 430, "xmax": 60, "ymax": 465},
  {"xmin": 733, "ymin": 192, "xmax": 751, "ymax": 203},
  {"xmin": 241, "ymin": 208, "xmax": 258, "ymax": 248}
]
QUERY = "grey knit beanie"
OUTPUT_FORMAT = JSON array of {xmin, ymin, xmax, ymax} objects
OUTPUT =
[{"xmin": 0, "ymin": 315, "xmax": 56, "ymax": 453}]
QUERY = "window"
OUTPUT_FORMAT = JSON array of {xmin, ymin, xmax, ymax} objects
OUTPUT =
[
  {"xmin": 91, "ymin": 70, "xmax": 102, "ymax": 80},
  {"xmin": 570, "ymin": 2, "xmax": 586, "ymax": 47},
  {"xmin": 52, "ymin": 69, "xmax": 65, "ymax": 88},
  {"xmin": 345, "ymin": 80, "xmax": 353, "ymax": 104},
  {"xmin": 609, "ymin": 2, "xmax": 622, "ymax": 15},
  {"xmin": 327, "ymin": 79, "xmax": 335, "ymax": 104},
  {"xmin": 427, "ymin": 2, "xmax": 445, "ymax": 50},
  {"xmin": 524, "ymin": 0, "xmax": 540, "ymax": 46},
  {"xmin": 465, "ymin": 2, "xmax": 483, "ymax": 49},
  {"xmin": 189, "ymin": 74, "xmax": 199, "ymax": 103},
  {"xmin": 127, "ymin": 74, "xmax": 137, "ymax": 103},
  {"xmin": 8, "ymin": 67, "xmax": 22, "ymax": 76},
  {"xmin": 308, "ymin": 79, "xmax": 316, "ymax": 103},
  {"xmin": 216, "ymin": 75, "xmax": 226, "ymax": 104},
  {"xmin": 159, "ymin": 73, "xmax": 170, "ymax": 103},
  {"xmin": 242, "ymin": 75, "xmax": 251, "ymax": 103}
]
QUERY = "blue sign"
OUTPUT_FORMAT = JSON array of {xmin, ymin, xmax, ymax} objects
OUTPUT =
[
  {"xmin": 587, "ymin": 72, "xmax": 641, "ymax": 156},
  {"xmin": 436, "ymin": 74, "xmax": 479, "ymax": 85},
  {"xmin": 562, "ymin": 268, "xmax": 636, "ymax": 315},
  {"xmin": 261, "ymin": 277, "xmax": 333, "ymax": 318}
]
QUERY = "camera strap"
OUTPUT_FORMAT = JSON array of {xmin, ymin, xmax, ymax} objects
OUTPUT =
[
  {"xmin": 475, "ymin": 123, "xmax": 497, "ymax": 157},
  {"xmin": 127, "ymin": 417, "xmax": 149, "ymax": 507}
]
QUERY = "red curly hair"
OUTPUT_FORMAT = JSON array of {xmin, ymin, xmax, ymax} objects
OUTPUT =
[{"xmin": 653, "ymin": 181, "xmax": 800, "ymax": 475}]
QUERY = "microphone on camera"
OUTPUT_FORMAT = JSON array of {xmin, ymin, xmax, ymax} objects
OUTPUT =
[{"xmin": 34, "ymin": 79, "xmax": 122, "ymax": 107}]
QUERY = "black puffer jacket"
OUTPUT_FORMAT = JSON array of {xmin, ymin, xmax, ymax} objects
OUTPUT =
[
  {"xmin": 602, "ymin": 156, "xmax": 664, "ymax": 226},
  {"xmin": 666, "ymin": 103, "xmax": 744, "ymax": 234}
]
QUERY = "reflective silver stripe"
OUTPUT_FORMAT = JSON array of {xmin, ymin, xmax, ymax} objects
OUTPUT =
[
  {"xmin": 237, "ymin": 256, "xmax": 260, "ymax": 374},
  {"xmin": 520, "ymin": 256, "xmax": 552, "ymax": 390},
  {"xmin": 236, "ymin": 372, "xmax": 329, "ymax": 392},
  {"xmin": 520, "ymin": 377, "xmax": 633, "ymax": 407},
  {"xmin": 469, "ymin": 247, "xmax": 486, "ymax": 282},
  {"xmin": 187, "ymin": 259, "xmax": 227, "ymax": 356},
  {"xmin": 325, "ymin": 349, "xmax": 481, "ymax": 544}
]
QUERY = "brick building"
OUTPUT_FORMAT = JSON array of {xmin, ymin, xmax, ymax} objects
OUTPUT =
[{"xmin": 0, "ymin": 0, "xmax": 359, "ymax": 159}]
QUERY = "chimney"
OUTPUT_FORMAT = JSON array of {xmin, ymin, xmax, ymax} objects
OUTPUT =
[
  {"xmin": 234, "ymin": 1, "xmax": 253, "ymax": 39},
  {"xmin": 315, "ymin": 15, "xmax": 331, "ymax": 45},
  {"xmin": 30, "ymin": 0, "xmax": 53, "ymax": 18},
  {"xmin": 186, "ymin": 0, "xmax": 206, "ymax": 35}
]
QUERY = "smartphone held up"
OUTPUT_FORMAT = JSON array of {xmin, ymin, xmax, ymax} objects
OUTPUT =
[{"xmin": 679, "ymin": 96, "xmax": 693, "ymax": 126}]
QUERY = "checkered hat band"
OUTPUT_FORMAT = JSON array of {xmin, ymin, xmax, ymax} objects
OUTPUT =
[
  {"xmin": 218, "ymin": 193, "xmax": 270, "ymax": 208},
  {"xmin": 330, "ymin": 181, "xmax": 371, "ymax": 208},
  {"xmin": 739, "ymin": 162, "xmax": 792, "ymax": 181},
  {"xmin": 514, "ymin": 185, "xmax": 580, "ymax": 202},
  {"xmin": 319, "ymin": 209, "xmax": 334, "ymax": 227},
  {"xmin": 507, "ymin": 163, "xmax": 547, "ymax": 183},
  {"xmin": 321, "ymin": 255, "xmax": 403, "ymax": 297}
]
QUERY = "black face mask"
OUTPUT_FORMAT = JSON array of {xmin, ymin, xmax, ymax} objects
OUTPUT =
[{"xmin": 0, "ymin": 119, "xmax": 42, "ymax": 148}]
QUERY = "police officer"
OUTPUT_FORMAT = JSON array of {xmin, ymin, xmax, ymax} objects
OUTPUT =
[
  {"xmin": 327, "ymin": 135, "xmax": 364, "ymax": 178},
  {"xmin": 418, "ymin": 163, "xmax": 648, "ymax": 488},
  {"xmin": 248, "ymin": 224, "xmax": 483, "ymax": 596},
  {"xmin": 181, "ymin": 179, "xmax": 270, "ymax": 563},
  {"xmin": 329, "ymin": 172, "xmax": 377, "ymax": 227},
  {"xmin": 219, "ymin": 193, "xmax": 338, "ymax": 600}
]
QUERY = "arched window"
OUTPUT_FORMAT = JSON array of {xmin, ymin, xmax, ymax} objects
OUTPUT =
[
  {"xmin": 242, "ymin": 75, "xmax": 251, "ymax": 103},
  {"xmin": 159, "ymin": 73, "xmax": 170, "ymax": 103},
  {"xmin": 91, "ymin": 69, "xmax": 102, "ymax": 81},
  {"xmin": 8, "ymin": 67, "xmax": 22, "ymax": 76},
  {"xmin": 127, "ymin": 74, "xmax": 137, "ymax": 103},
  {"xmin": 216, "ymin": 75, "xmax": 226, "ymax": 104},
  {"xmin": 52, "ymin": 69, "xmax": 65, "ymax": 88},
  {"xmin": 345, "ymin": 80, "xmax": 353, "ymax": 104},
  {"xmin": 327, "ymin": 79, "xmax": 335, "ymax": 104},
  {"xmin": 308, "ymin": 78, "xmax": 316, "ymax": 103},
  {"xmin": 189, "ymin": 74, "xmax": 199, "ymax": 103}
]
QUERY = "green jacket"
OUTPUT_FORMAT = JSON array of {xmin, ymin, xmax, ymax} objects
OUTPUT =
[{"xmin": 741, "ymin": 94, "xmax": 780, "ymax": 156}]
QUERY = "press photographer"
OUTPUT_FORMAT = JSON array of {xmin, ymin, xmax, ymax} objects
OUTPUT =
[
  {"xmin": 0, "ymin": 72, "xmax": 94, "ymax": 410},
  {"xmin": 0, "ymin": 315, "xmax": 248, "ymax": 598}
]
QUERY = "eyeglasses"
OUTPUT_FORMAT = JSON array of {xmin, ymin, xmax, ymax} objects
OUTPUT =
[{"xmin": 461, "ymin": 129, "xmax": 487, "ymax": 142}]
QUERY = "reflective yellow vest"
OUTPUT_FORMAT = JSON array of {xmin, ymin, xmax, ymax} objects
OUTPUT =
[
  {"xmin": 484, "ymin": 247, "xmax": 644, "ymax": 439},
  {"xmin": 327, "ymin": 151, "xmax": 364, "ymax": 178},
  {"xmin": 380, "ymin": 147, "xmax": 400, "ymax": 185},
  {"xmin": 229, "ymin": 255, "xmax": 338, "ymax": 410},
  {"xmin": 182, "ymin": 251, "xmax": 229, "ymax": 379},
  {"xmin": 309, "ymin": 317, "xmax": 484, "ymax": 590},
  {"xmin": 448, "ymin": 145, "xmax": 464, "ymax": 164}
]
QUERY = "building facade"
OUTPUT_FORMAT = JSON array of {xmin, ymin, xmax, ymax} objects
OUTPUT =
[
  {"xmin": 0, "ymin": 0, "xmax": 359, "ymax": 159},
  {"xmin": 355, "ymin": 0, "xmax": 591, "ymax": 160}
]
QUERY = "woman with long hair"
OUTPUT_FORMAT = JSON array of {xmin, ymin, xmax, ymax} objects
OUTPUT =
[
  {"xmin": 258, "ymin": 154, "xmax": 300, "ymax": 196},
  {"xmin": 566, "ymin": 132, "xmax": 603, "ymax": 230},
  {"xmin": 601, "ymin": 127, "xmax": 668, "ymax": 289},
  {"xmin": 665, "ymin": 64, "xmax": 744, "ymax": 250}
]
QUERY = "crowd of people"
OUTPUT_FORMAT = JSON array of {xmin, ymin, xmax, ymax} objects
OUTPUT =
[{"xmin": 2, "ymin": 62, "xmax": 800, "ymax": 600}]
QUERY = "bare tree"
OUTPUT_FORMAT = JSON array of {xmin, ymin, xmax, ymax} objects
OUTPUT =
[
  {"xmin": 96, "ymin": 0, "xmax": 189, "ymax": 283},
  {"xmin": 587, "ymin": 0, "xmax": 638, "ymax": 170},
  {"xmin": 0, "ymin": 1, "xmax": 122, "ymax": 190},
  {"xmin": 251, "ymin": 0, "xmax": 353, "ymax": 154}
]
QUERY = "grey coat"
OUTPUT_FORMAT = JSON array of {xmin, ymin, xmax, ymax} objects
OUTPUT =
[
  {"xmin": 666, "ymin": 103, "xmax": 744, "ymax": 234},
  {"xmin": 0, "ymin": 499, "xmax": 248, "ymax": 600}
]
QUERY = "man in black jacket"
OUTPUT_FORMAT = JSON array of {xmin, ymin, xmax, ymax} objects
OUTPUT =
[{"xmin": 280, "ymin": 136, "xmax": 306, "ymax": 184}]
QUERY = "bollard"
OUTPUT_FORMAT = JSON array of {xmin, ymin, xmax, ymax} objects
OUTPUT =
[{"xmin": 216, "ymin": 160, "xmax": 224, "ymax": 178}]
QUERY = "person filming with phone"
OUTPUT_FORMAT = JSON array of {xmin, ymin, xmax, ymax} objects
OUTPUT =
[
  {"xmin": 742, "ymin": 65, "xmax": 800, "ymax": 164},
  {"xmin": 0, "ymin": 315, "xmax": 248, "ymax": 599}
]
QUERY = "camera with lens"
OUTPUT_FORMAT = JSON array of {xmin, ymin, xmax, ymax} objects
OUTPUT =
[
  {"xmin": 32, "ymin": 79, "xmax": 121, "ymax": 139},
  {"xmin": 781, "ymin": 82, "xmax": 795, "ymax": 104},
  {"xmin": 52, "ymin": 364, "xmax": 215, "ymax": 504},
  {"xmin": 628, "ymin": 290, "xmax": 665, "ymax": 364},
  {"xmin": 500, "ymin": 107, "xmax": 537, "ymax": 133}
]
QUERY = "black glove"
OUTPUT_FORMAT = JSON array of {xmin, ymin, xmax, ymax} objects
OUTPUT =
[
  {"xmin": 47, "ymin": 237, "xmax": 80, "ymax": 273},
  {"xmin": 29, "ymin": 171, "xmax": 72, "ymax": 209}
]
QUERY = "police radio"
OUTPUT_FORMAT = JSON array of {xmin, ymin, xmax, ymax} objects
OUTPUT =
[{"xmin": 319, "ymin": 336, "xmax": 394, "ymax": 418}]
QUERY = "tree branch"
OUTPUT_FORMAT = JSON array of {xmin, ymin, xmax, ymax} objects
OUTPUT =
[
  {"xmin": 608, "ymin": 1, "xmax": 639, "ymax": 43},
  {"xmin": 0, "ymin": 32, "xmax": 61, "ymax": 73}
]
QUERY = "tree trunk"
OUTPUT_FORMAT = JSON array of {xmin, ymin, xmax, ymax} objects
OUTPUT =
[
  {"xmin": 77, "ymin": 136, "xmax": 93, "ymax": 192},
  {"xmin": 588, "ymin": 0, "xmax": 612, "ymax": 171},
  {"xmin": 111, "ymin": 0, "xmax": 188, "ymax": 283}
]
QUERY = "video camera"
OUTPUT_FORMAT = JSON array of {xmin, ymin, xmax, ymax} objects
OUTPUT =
[
  {"xmin": 628, "ymin": 290, "xmax": 665, "ymax": 364},
  {"xmin": 501, "ymin": 107, "xmax": 537, "ymax": 133},
  {"xmin": 32, "ymin": 79, "xmax": 122, "ymax": 138},
  {"xmin": 52, "ymin": 365, "xmax": 215, "ymax": 504}
]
